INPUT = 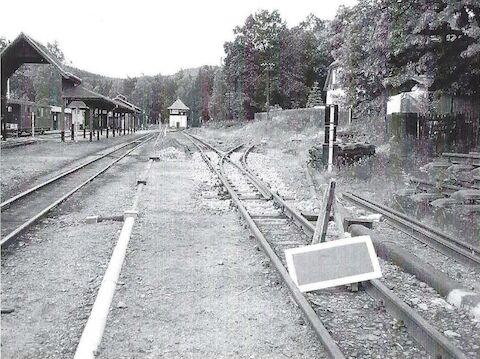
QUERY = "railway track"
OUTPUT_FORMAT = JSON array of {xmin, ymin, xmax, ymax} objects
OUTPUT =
[
  {"xmin": 1, "ymin": 133, "xmax": 154, "ymax": 248},
  {"xmin": 185, "ymin": 133, "xmax": 466, "ymax": 359},
  {"xmin": 342, "ymin": 192, "xmax": 480, "ymax": 269}
]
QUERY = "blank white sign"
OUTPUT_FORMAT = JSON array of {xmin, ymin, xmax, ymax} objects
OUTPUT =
[{"xmin": 285, "ymin": 236, "xmax": 382, "ymax": 292}]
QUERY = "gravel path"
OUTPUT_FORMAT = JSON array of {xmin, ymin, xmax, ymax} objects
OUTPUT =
[{"xmin": 98, "ymin": 132, "xmax": 325, "ymax": 359}]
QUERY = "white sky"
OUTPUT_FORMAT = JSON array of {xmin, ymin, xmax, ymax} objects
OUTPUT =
[{"xmin": 1, "ymin": 0, "xmax": 357, "ymax": 78}]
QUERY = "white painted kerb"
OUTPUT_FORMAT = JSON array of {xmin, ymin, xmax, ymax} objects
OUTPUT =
[{"xmin": 74, "ymin": 215, "xmax": 136, "ymax": 359}]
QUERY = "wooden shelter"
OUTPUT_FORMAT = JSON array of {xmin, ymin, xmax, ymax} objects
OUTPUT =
[
  {"xmin": 113, "ymin": 95, "xmax": 142, "ymax": 134},
  {"xmin": 1, "ymin": 32, "xmax": 81, "ymax": 141},
  {"xmin": 1, "ymin": 32, "xmax": 143, "ymax": 141}
]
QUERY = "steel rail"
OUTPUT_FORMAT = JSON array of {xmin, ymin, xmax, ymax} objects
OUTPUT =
[
  {"xmin": 410, "ymin": 178, "xmax": 467, "ymax": 192},
  {"xmin": 185, "ymin": 133, "xmax": 272, "ymax": 199},
  {"xmin": 343, "ymin": 192, "xmax": 480, "ymax": 269},
  {"xmin": 185, "ymin": 134, "xmax": 345, "ymax": 359},
  {"xmin": 1, "ymin": 134, "xmax": 151, "ymax": 210},
  {"xmin": 187, "ymin": 135, "xmax": 466, "ymax": 358},
  {"xmin": 1, "ymin": 134, "xmax": 155, "ymax": 248},
  {"xmin": 240, "ymin": 143, "xmax": 466, "ymax": 359}
]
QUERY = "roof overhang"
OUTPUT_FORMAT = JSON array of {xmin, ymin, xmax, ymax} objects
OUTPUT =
[
  {"xmin": 113, "ymin": 96, "xmax": 142, "ymax": 114},
  {"xmin": 63, "ymin": 83, "xmax": 117, "ymax": 110},
  {"xmin": 1, "ymin": 32, "xmax": 81, "ymax": 86}
]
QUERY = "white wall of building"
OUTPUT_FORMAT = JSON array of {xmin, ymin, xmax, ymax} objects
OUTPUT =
[
  {"xmin": 387, "ymin": 89, "xmax": 428, "ymax": 115},
  {"xmin": 72, "ymin": 109, "xmax": 84, "ymax": 125},
  {"xmin": 169, "ymin": 114, "xmax": 187, "ymax": 128}
]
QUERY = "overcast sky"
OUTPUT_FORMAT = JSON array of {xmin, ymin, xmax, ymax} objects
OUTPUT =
[{"xmin": 1, "ymin": 0, "xmax": 357, "ymax": 78}]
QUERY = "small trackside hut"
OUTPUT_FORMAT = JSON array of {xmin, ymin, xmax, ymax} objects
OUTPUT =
[{"xmin": 168, "ymin": 99, "xmax": 189, "ymax": 129}]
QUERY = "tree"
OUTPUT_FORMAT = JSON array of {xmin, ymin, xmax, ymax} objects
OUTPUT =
[
  {"xmin": 387, "ymin": 0, "xmax": 480, "ymax": 96},
  {"xmin": 0, "ymin": 37, "xmax": 9, "ymax": 52},
  {"xmin": 223, "ymin": 11, "xmax": 333, "ymax": 118},
  {"xmin": 306, "ymin": 82, "xmax": 324, "ymax": 107},
  {"xmin": 209, "ymin": 68, "xmax": 228, "ymax": 121},
  {"xmin": 47, "ymin": 41, "xmax": 65, "ymax": 63},
  {"xmin": 131, "ymin": 76, "xmax": 153, "ymax": 121}
]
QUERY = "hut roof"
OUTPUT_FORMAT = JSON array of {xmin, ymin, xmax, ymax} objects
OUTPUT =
[{"xmin": 168, "ymin": 99, "xmax": 190, "ymax": 111}]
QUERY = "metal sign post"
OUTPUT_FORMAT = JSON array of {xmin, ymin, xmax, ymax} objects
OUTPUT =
[
  {"xmin": 31, "ymin": 110, "xmax": 35, "ymax": 138},
  {"xmin": 327, "ymin": 106, "xmax": 335, "ymax": 172}
]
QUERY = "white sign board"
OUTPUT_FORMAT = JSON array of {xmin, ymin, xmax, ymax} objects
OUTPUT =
[{"xmin": 285, "ymin": 236, "xmax": 382, "ymax": 292}]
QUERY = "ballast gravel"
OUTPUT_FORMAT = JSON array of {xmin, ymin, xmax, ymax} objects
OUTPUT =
[
  {"xmin": 1, "ymin": 136, "xmax": 155, "ymax": 358},
  {"xmin": 1, "ymin": 132, "xmax": 148, "ymax": 202},
  {"xmin": 98, "ymin": 132, "xmax": 325, "ymax": 358}
]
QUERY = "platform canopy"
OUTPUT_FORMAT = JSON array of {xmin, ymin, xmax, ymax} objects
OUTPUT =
[
  {"xmin": 1, "ymin": 32, "xmax": 81, "ymax": 86},
  {"xmin": 113, "ymin": 95, "xmax": 142, "ymax": 114},
  {"xmin": 63, "ymin": 84, "xmax": 125, "ymax": 111}
]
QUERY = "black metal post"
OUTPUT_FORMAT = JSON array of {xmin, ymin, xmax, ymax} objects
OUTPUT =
[{"xmin": 89, "ymin": 108, "xmax": 93, "ymax": 142}]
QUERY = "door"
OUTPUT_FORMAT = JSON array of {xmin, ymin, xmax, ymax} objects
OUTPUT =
[
  {"xmin": 52, "ymin": 113, "xmax": 58, "ymax": 130},
  {"xmin": 176, "ymin": 122, "xmax": 180, "ymax": 129}
]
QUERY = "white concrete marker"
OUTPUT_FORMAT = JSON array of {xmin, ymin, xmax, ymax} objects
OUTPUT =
[{"xmin": 447, "ymin": 289, "xmax": 480, "ymax": 321}]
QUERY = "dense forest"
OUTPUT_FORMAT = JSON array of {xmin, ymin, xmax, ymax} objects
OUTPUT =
[{"xmin": 2, "ymin": 0, "xmax": 479, "ymax": 126}]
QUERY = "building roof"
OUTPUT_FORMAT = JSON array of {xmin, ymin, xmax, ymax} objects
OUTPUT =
[
  {"xmin": 384, "ymin": 74, "xmax": 435, "ymax": 96},
  {"xmin": 62, "ymin": 84, "xmax": 118, "ymax": 110},
  {"xmin": 168, "ymin": 99, "xmax": 190, "ymax": 111},
  {"xmin": 1, "ymin": 32, "xmax": 81, "ymax": 85},
  {"xmin": 67, "ymin": 100, "xmax": 89, "ymax": 109},
  {"xmin": 6, "ymin": 98, "xmax": 35, "ymax": 106},
  {"xmin": 323, "ymin": 61, "xmax": 341, "ymax": 91},
  {"xmin": 113, "ymin": 95, "xmax": 142, "ymax": 114}
]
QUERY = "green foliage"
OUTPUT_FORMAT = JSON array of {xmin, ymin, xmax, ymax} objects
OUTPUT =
[
  {"xmin": 4, "ymin": 1, "xmax": 478, "ymax": 128},
  {"xmin": 388, "ymin": 0, "xmax": 480, "ymax": 96},
  {"xmin": 329, "ymin": 0, "xmax": 479, "ymax": 125},
  {"xmin": 223, "ymin": 10, "xmax": 331, "ymax": 120},
  {"xmin": 306, "ymin": 81, "xmax": 324, "ymax": 107},
  {"xmin": 209, "ymin": 68, "xmax": 228, "ymax": 121},
  {"xmin": 0, "ymin": 37, "xmax": 9, "ymax": 52}
]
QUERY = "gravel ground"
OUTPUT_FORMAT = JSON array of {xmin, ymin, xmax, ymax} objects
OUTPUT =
[
  {"xmin": 192, "ymin": 123, "xmax": 479, "ymax": 357},
  {"xmin": 1, "ymin": 131, "xmax": 149, "ymax": 202},
  {"xmin": 379, "ymin": 260, "xmax": 480, "ymax": 358},
  {"xmin": 223, "ymin": 155, "xmax": 427, "ymax": 358},
  {"xmin": 1, "ymin": 136, "xmax": 154, "ymax": 358},
  {"xmin": 99, "ymin": 132, "xmax": 325, "ymax": 358},
  {"xmin": 242, "ymin": 147, "xmax": 480, "ymax": 357}
]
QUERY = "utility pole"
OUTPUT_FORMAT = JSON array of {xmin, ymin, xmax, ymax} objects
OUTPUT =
[{"xmin": 261, "ymin": 62, "xmax": 274, "ymax": 121}]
